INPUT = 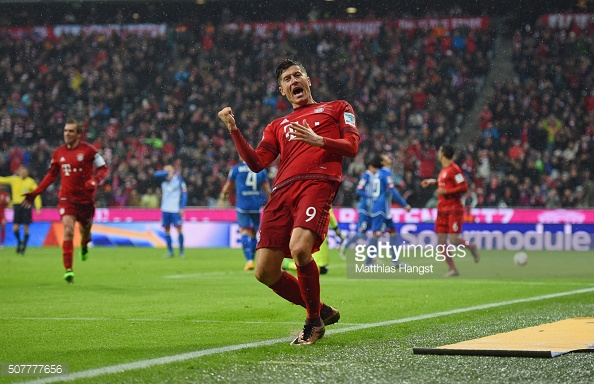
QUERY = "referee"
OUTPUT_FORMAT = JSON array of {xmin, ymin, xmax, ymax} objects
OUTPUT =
[{"xmin": 0, "ymin": 165, "xmax": 41, "ymax": 255}]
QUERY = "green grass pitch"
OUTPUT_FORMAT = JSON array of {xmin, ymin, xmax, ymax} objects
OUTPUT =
[{"xmin": 1, "ymin": 247, "xmax": 593, "ymax": 383}]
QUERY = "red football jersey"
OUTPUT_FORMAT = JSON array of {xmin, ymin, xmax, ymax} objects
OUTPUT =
[
  {"xmin": 0, "ymin": 191, "xmax": 10, "ymax": 208},
  {"xmin": 49, "ymin": 141, "xmax": 105, "ymax": 204},
  {"xmin": 0, "ymin": 190, "xmax": 9, "ymax": 215},
  {"xmin": 437, "ymin": 162, "xmax": 468, "ymax": 212},
  {"xmin": 258, "ymin": 100, "xmax": 359, "ymax": 189}
]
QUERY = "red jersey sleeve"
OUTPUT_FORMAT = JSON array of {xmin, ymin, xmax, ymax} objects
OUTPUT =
[
  {"xmin": 230, "ymin": 130, "xmax": 277, "ymax": 173},
  {"xmin": 437, "ymin": 163, "xmax": 467, "ymax": 212},
  {"xmin": 444, "ymin": 167, "xmax": 468, "ymax": 196},
  {"xmin": 34, "ymin": 159, "xmax": 61, "ymax": 195},
  {"xmin": 322, "ymin": 132, "xmax": 359, "ymax": 158}
]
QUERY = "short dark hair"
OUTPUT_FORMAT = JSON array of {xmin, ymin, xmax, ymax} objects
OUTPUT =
[
  {"xmin": 440, "ymin": 144, "xmax": 455, "ymax": 160},
  {"xmin": 368, "ymin": 154, "xmax": 384, "ymax": 169},
  {"xmin": 275, "ymin": 59, "xmax": 307, "ymax": 85}
]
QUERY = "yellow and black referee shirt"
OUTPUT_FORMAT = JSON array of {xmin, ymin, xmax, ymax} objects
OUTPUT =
[{"xmin": 0, "ymin": 175, "xmax": 42, "ymax": 209}]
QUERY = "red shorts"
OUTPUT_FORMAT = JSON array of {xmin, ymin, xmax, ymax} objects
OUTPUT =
[
  {"xmin": 58, "ymin": 200, "xmax": 95, "ymax": 225},
  {"xmin": 435, "ymin": 210, "xmax": 463, "ymax": 234},
  {"xmin": 257, "ymin": 179, "xmax": 338, "ymax": 257}
]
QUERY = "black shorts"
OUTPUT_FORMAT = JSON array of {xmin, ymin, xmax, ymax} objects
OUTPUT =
[{"xmin": 13, "ymin": 204, "xmax": 32, "ymax": 225}]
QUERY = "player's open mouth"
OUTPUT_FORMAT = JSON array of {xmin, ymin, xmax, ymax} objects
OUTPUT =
[{"xmin": 292, "ymin": 87, "xmax": 304, "ymax": 96}]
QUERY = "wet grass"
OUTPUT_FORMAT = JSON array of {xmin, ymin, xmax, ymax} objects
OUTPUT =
[{"xmin": 1, "ymin": 247, "xmax": 593, "ymax": 383}]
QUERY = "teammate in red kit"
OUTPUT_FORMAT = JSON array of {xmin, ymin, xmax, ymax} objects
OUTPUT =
[
  {"xmin": 23, "ymin": 121, "xmax": 109, "ymax": 283},
  {"xmin": 218, "ymin": 59, "xmax": 359, "ymax": 345},
  {"xmin": 421, "ymin": 144, "xmax": 480, "ymax": 277}
]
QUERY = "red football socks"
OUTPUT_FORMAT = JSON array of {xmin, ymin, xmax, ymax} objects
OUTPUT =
[
  {"xmin": 459, "ymin": 237, "xmax": 471, "ymax": 248},
  {"xmin": 63, "ymin": 240, "xmax": 73, "ymax": 270},
  {"xmin": 269, "ymin": 268, "xmax": 327, "ymax": 317},
  {"xmin": 296, "ymin": 259, "xmax": 321, "ymax": 320},
  {"xmin": 270, "ymin": 271, "xmax": 306, "ymax": 307}
]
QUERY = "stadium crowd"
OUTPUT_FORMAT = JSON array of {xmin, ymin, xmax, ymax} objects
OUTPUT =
[
  {"xmin": 1, "ymin": 7, "xmax": 593, "ymax": 209},
  {"xmin": 454, "ymin": 20, "xmax": 594, "ymax": 209}
]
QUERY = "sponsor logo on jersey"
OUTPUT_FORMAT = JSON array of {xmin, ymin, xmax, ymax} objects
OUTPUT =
[{"xmin": 283, "ymin": 121, "xmax": 295, "ymax": 141}]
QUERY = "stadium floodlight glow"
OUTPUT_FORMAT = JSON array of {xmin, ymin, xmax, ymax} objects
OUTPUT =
[{"xmin": 346, "ymin": 7, "xmax": 357, "ymax": 14}]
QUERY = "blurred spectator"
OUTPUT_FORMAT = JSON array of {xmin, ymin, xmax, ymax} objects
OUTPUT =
[
  {"xmin": 415, "ymin": 141, "xmax": 437, "ymax": 179},
  {"xmin": 127, "ymin": 189, "xmax": 142, "ymax": 207},
  {"xmin": 560, "ymin": 188, "xmax": 576, "ymax": 208},
  {"xmin": 484, "ymin": 174, "xmax": 502, "ymax": 207},
  {"xmin": 545, "ymin": 188, "xmax": 561, "ymax": 208},
  {"xmin": 463, "ymin": 186, "xmax": 478, "ymax": 209},
  {"xmin": 575, "ymin": 186, "xmax": 587, "ymax": 208},
  {"xmin": 140, "ymin": 187, "xmax": 159, "ymax": 208},
  {"xmin": 110, "ymin": 187, "xmax": 128, "ymax": 207},
  {"xmin": 425, "ymin": 191, "xmax": 438, "ymax": 208}
]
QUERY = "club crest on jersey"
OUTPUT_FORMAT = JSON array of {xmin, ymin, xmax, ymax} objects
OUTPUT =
[
  {"xmin": 77, "ymin": 153, "xmax": 84, "ymax": 162},
  {"xmin": 314, "ymin": 107, "xmax": 324, "ymax": 113}
]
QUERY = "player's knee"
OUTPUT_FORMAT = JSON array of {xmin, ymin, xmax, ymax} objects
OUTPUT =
[
  {"xmin": 254, "ymin": 267, "xmax": 278, "ymax": 286},
  {"xmin": 64, "ymin": 228, "xmax": 75, "ymax": 238},
  {"xmin": 289, "ymin": 242, "xmax": 311, "ymax": 262},
  {"xmin": 254, "ymin": 268, "xmax": 265, "ymax": 283}
]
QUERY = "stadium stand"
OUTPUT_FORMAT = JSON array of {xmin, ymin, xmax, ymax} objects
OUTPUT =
[{"xmin": 1, "ymin": 2, "xmax": 592, "ymax": 208}]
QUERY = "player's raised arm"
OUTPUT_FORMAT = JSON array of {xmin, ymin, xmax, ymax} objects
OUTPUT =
[
  {"xmin": 218, "ymin": 107, "xmax": 238, "ymax": 133},
  {"xmin": 217, "ymin": 107, "xmax": 277, "ymax": 173}
]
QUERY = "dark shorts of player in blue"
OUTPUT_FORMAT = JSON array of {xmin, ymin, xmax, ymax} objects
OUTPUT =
[
  {"xmin": 162, "ymin": 211, "xmax": 182, "ymax": 228},
  {"xmin": 237, "ymin": 211, "xmax": 261, "ymax": 231},
  {"xmin": 371, "ymin": 214, "xmax": 396, "ymax": 235}
]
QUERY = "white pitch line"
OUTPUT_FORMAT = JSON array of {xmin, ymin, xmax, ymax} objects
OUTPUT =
[
  {"xmin": 25, "ymin": 287, "xmax": 594, "ymax": 384},
  {"xmin": 324, "ymin": 287, "xmax": 594, "ymax": 335}
]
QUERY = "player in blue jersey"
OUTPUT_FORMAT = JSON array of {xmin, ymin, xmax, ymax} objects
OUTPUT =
[
  {"xmin": 220, "ymin": 160, "xmax": 271, "ymax": 270},
  {"xmin": 339, "ymin": 159, "xmax": 379, "ymax": 260},
  {"xmin": 155, "ymin": 165, "xmax": 188, "ymax": 258},
  {"xmin": 367, "ymin": 154, "xmax": 411, "ymax": 265}
]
